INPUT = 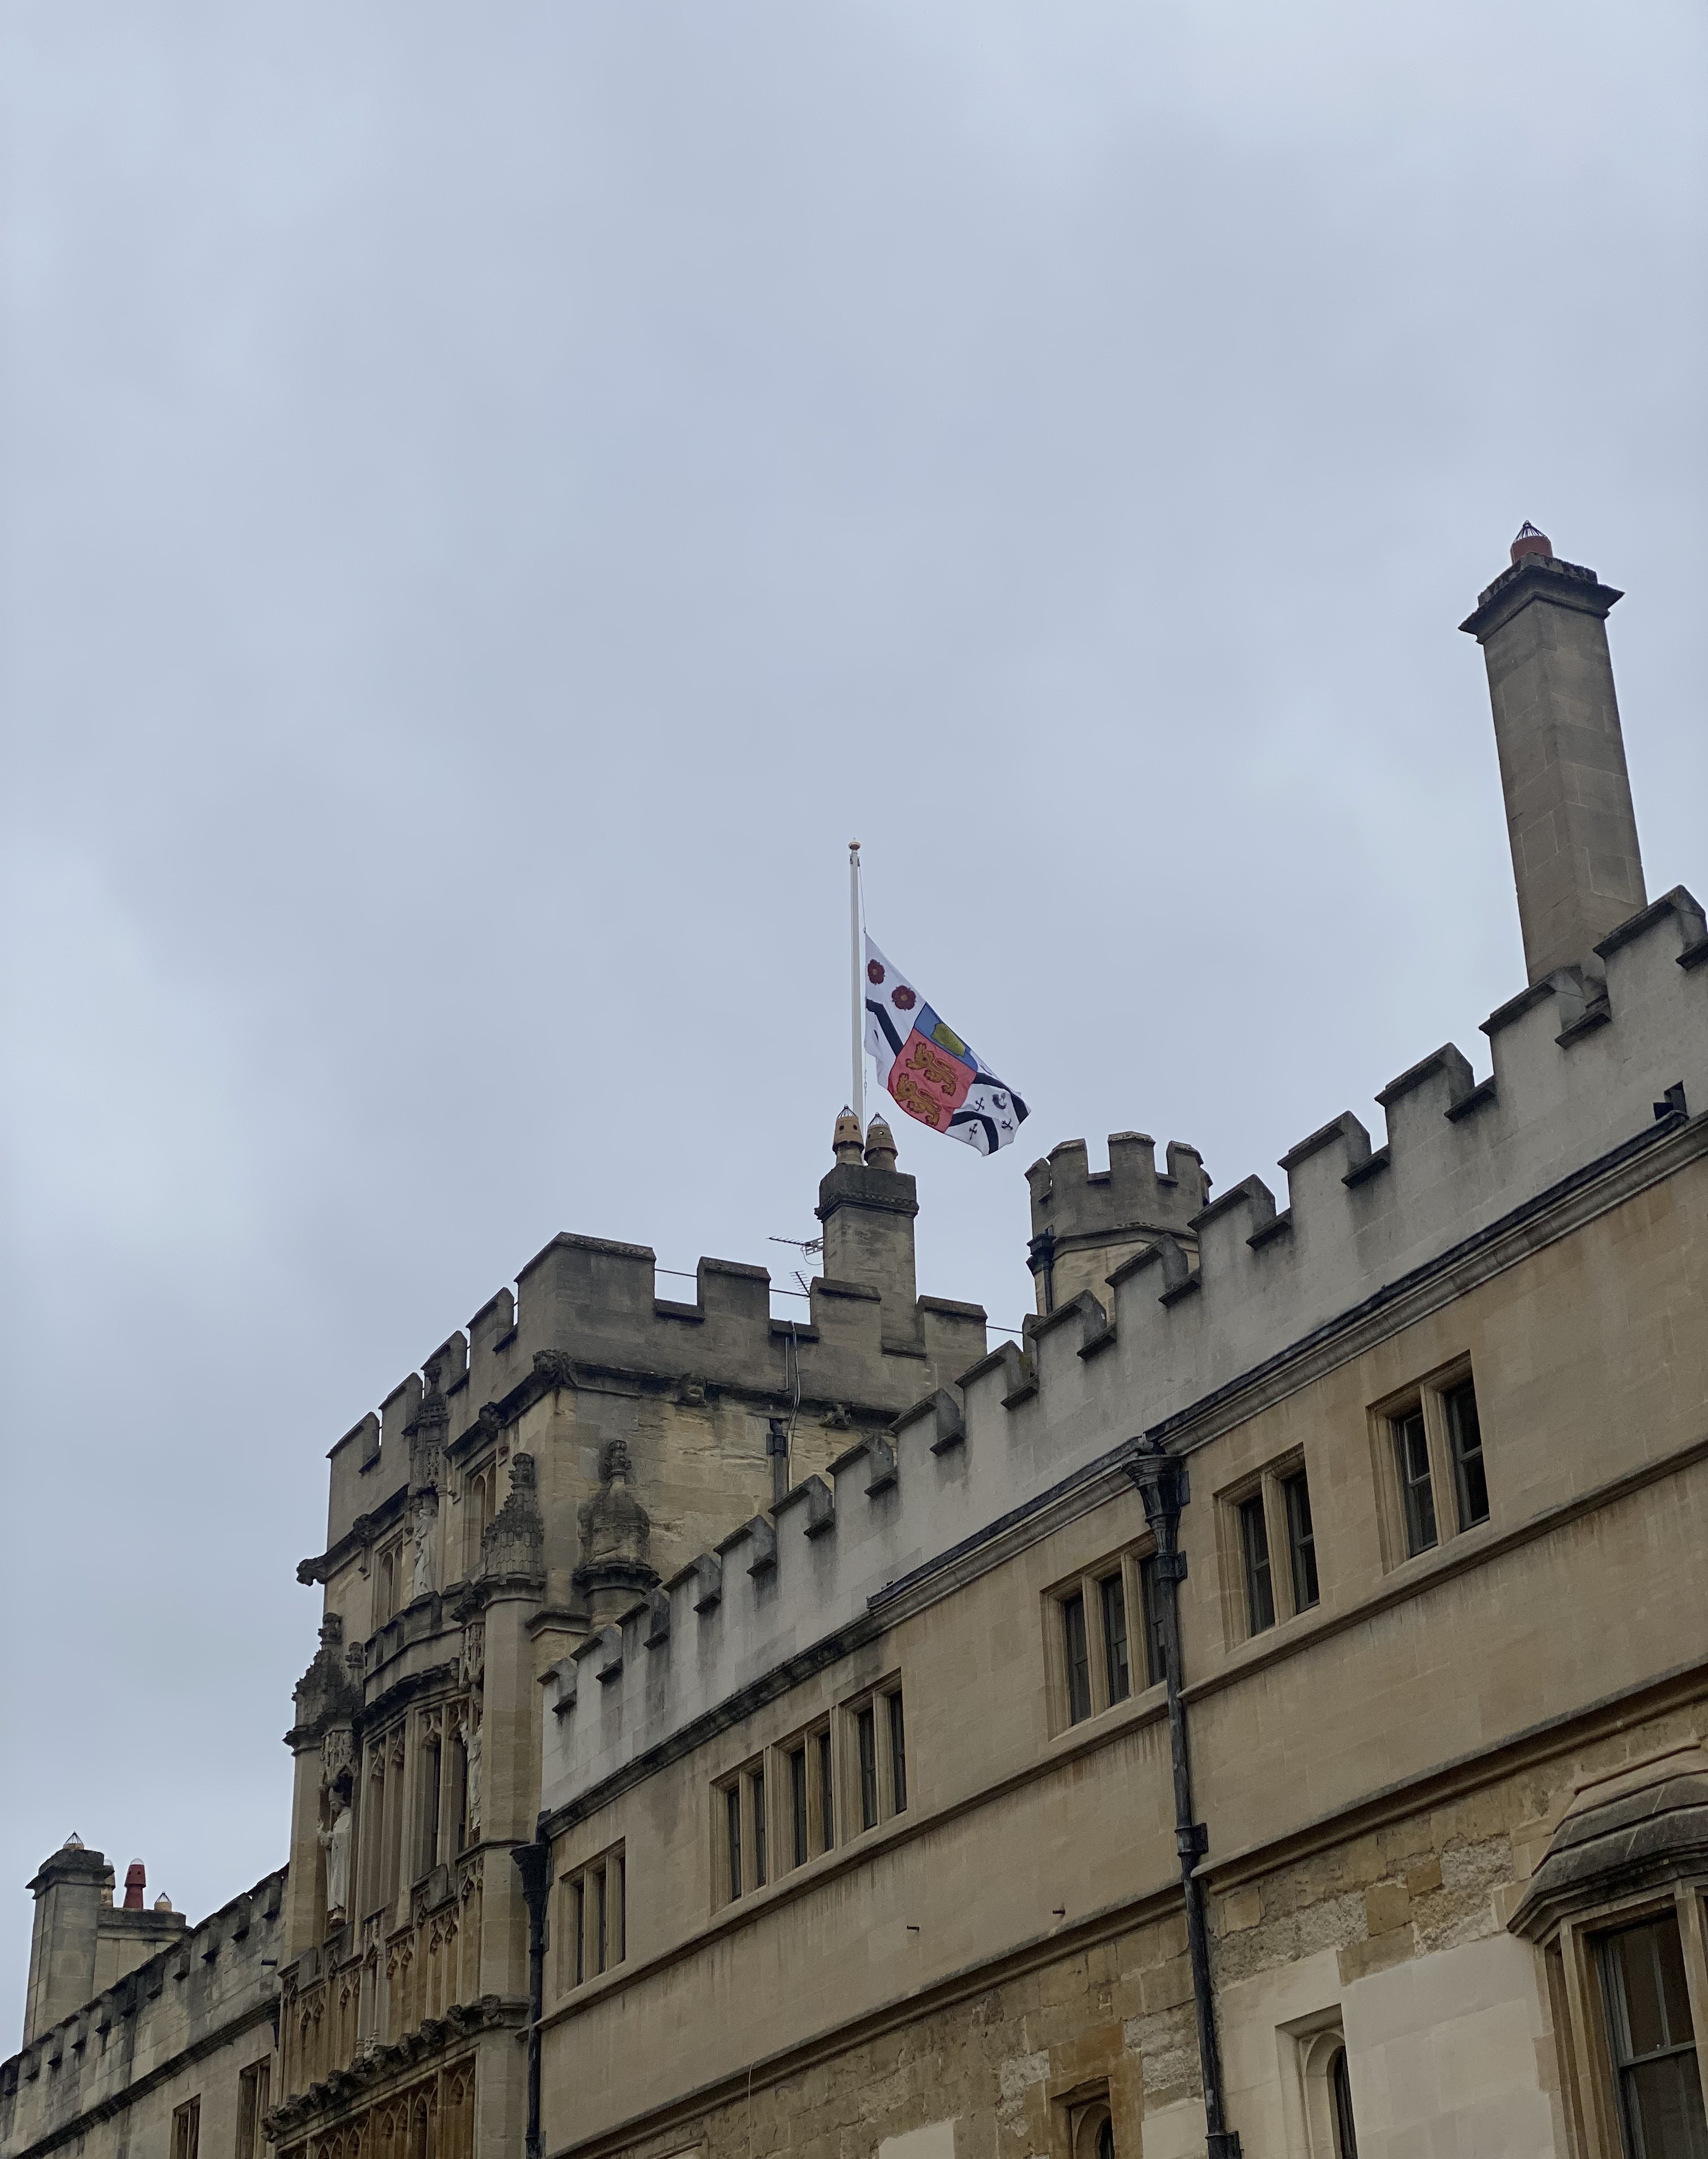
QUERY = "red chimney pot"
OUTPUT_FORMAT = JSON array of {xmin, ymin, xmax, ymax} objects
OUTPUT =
[{"xmin": 123, "ymin": 1862, "xmax": 146, "ymax": 1911}]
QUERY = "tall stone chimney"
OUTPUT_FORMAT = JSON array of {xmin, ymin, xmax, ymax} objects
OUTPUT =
[
  {"xmin": 1461, "ymin": 526, "xmax": 1646, "ymax": 984},
  {"xmin": 23, "ymin": 1841, "xmax": 107, "ymax": 2045}
]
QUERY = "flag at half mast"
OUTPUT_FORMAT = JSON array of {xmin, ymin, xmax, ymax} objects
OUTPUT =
[{"xmin": 862, "ymin": 936, "xmax": 1028, "ymax": 1155}]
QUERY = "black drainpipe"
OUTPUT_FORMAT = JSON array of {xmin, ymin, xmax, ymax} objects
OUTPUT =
[
  {"xmin": 512, "ymin": 1840, "xmax": 553, "ymax": 2159},
  {"xmin": 1027, "ymin": 1230, "xmax": 1057, "ymax": 1315},
  {"xmin": 1127, "ymin": 1441, "xmax": 1241, "ymax": 2159}
]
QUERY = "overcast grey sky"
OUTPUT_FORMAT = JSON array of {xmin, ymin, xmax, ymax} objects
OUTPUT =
[{"xmin": 2, "ymin": 0, "xmax": 1703, "ymax": 2040}]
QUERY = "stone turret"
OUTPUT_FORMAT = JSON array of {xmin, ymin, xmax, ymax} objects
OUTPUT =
[
  {"xmin": 1461, "ymin": 526, "xmax": 1647, "ymax": 985},
  {"xmin": 1025, "ymin": 1132, "xmax": 1210, "ymax": 1316}
]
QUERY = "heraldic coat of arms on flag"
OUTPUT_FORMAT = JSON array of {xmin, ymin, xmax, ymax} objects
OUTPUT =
[{"xmin": 862, "ymin": 935, "xmax": 1029, "ymax": 1155}]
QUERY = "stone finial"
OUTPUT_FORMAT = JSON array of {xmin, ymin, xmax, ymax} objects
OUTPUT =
[
  {"xmin": 833, "ymin": 1109, "xmax": 865, "ymax": 1165},
  {"xmin": 123, "ymin": 1863, "xmax": 145, "ymax": 1912},
  {"xmin": 408, "ymin": 1364, "xmax": 450, "ymax": 1494},
  {"xmin": 1510, "ymin": 521, "xmax": 1552, "ymax": 562},
  {"xmin": 477, "ymin": 1452, "xmax": 546, "ymax": 1589},
  {"xmin": 290, "ymin": 1615, "xmax": 361, "ymax": 1745},
  {"xmin": 575, "ymin": 1439, "xmax": 659, "ymax": 1622},
  {"xmin": 864, "ymin": 1116, "xmax": 899, "ymax": 1172}
]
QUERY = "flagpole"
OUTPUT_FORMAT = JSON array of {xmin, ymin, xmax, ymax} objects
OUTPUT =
[{"xmin": 849, "ymin": 839, "xmax": 864, "ymax": 1129}]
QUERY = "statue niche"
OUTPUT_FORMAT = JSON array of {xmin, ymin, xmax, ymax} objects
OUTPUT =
[{"xmin": 573, "ymin": 1438, "xmax": 659, "ymax": 1625}]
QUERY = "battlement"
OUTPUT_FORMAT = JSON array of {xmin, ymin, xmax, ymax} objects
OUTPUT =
[
  {"xmin": 321, "ymin": 1230, "xmax": 988, "ymax": 1560},
  {"xmin": 539, "ymin": 884, "xmax": 1708, "ymax": 1823},
  {"xmin": 1, "ymin": 1869, "xmax": 285, "ymax": 2159}
]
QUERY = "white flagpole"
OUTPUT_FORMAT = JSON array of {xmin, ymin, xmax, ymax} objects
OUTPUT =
[{"xmin": 848, "ymin": 839, "xmax": 864, "ymax": 1129}]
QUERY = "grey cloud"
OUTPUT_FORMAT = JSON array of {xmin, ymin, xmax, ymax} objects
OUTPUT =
[{"xmin": 2, "ymin": 0, "xmax": 1703, "ymax": 2039}]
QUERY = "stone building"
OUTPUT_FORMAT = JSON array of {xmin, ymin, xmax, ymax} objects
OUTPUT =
[{"xmin": 5, "ymin": 528, "xmax": 1707, "ymax": 2159}]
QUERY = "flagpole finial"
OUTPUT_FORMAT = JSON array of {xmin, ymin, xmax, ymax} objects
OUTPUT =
[
  {"xmin": 849, "ymin": 838, "xmax": 860, "ymax": 851},
  {"xmin": 833, "ymin": 1109, "xmax": 865, "ymax": 1165}
]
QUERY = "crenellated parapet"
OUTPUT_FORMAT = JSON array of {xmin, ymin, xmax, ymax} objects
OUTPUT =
[
  {"xmin": 539, "ymin": 884, "xmax": 1708, "ymax": 1826},
  {"xmin": 1, "ymin": 1869, "xmax": 286, "ymax": 2159},
  {"xmin": 314, "ymin": 1220, "xmax": 988, "ymax": 1570}
]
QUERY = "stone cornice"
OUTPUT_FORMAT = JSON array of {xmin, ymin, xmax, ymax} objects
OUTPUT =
[
  {"xmin": 1458, "ymin": 551, "xmax": 1622, "ymax": 641},
  {"xmin": 298, "ymin": 1482, "xmax": 411, "ymax": 1587}
]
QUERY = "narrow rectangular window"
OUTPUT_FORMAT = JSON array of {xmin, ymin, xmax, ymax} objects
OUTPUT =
[
  {"xmin": 1139, "ymin": 1554, "xmax": 1166, "ymax": 1687},
  {"xmin": 888, "ymin": 1692, "xmax": 907, "ymax": 1815},
  {"xmin": 1101, "ymin": 1574, "xmax": 1131, "ymax": 1704},
  {"xmin": 790, "ymin": 1746, "xmax": 809, "ymax": 1868},
  {"xmin": 817, "ymin": 1729, "xmax": 834, "ymax": 1851},
  {"xmin": 1239, "ymin": 1494, "xmax": 1275, "ymax": 1634},
  {"xmin": 613, "ymin": 1851, "xmax": 625, "ymax": 1964},
  {"xmin": 857, "ymin": 1706, "xmax": 879, "ymax": 1830},
  {"xmin": 1444, "ymin": 1379, "xmax": 1488, "ymax": 1529},
  {"xmin": 1393, "ymin": 1409, "xmax": 1437, "ymax": 1555},
  {"xmin": 750, "ymin": 1768, "xmax": 767, "ymax": 1887},
  {"xmin": 594, "ymin": 1863, "xmax": 607, "ymax": 1974},
  {"xmin": 171, "ymin": 2099, "xmax": 200, "ymax": 2159},
  {"xmin": 451, "ymin": 1733, "xmax": 468, "ymax": 1856},
  {"xmin": 1598, "ymin": 1913, "xmax": 1707, "ymax": 2157},
  {"xmin": 1062, "ymin": 1591, "xmax": 1093, "ymax": 1722},
  {"xmin": 572, "ymin": 1877, "xmax": 585, "ymax": 1984},
  {"xmin": 237, "ymin": 2065, "xmax": 269, "ymax": 2159},
  {"xmin": 725, "ymin": 1783, "xmax": 742, "ymax": 1900},
  {"xmin": 419, "ymin": 1739, "xmax": 442, "ymax": 1878},
  {"xmin": 1282, "ymin": 1471, "xmax": 1319, "ymax": 1612}
]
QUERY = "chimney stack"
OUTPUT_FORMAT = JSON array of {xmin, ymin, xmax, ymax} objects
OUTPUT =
[
  {"xmin": 816, "ymin": 1111, "xmax": 918, "ymax": 1327},
  {"xmin": 123, "ymin": 1862, "xmax": 146, "ymax": 1911},
  {"xmin": 23, "ymin": 1842, "xmax": 108, "ymax": 2045},
  {"xmin": 1461, "ymin": 527, "xmax": 1646, "ymax": 985}
]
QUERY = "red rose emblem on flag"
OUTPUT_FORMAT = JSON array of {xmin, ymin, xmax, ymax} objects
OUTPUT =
[{"xmin": 892, "ymin": 985, "xmax": 916, "ymax": 1010}]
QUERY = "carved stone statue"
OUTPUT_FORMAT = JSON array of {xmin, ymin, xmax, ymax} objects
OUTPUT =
[
  {"xmin": 320, "ymin": 1791, "xmax": 352, "ymax": 1921},
  {"xmin": 465, "ymin": 1720, "xmax": 483, "ymax": 1839},
  {"xmin": 409, "ymin": 1494, "xmax": 438, "ymax": 1601}
]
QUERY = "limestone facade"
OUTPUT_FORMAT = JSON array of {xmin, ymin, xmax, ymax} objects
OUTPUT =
[{"xmin": 5, "ymin": 531, "xmax": 1707, "ymax": 2159}]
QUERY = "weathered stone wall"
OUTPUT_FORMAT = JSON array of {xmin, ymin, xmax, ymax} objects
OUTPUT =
[
  {"xmin": 1208, "ymin": 1698, "xmax": 1707, "ymax": 2157},
  {"xmin": 567, "ymin": 1911, "xmax": 1192, "ymax": 2159},
  {"xmin": 535, "ymin": 1122, "xmax": 1708, "ymax": 2159},
  {"xmin": 551, "ymin": 1700, "xmax": 1708, "ymax": 2159},
  {"xmin": 0, "ymin": 1872, "xmax": 284, "ymax": 2159}
]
